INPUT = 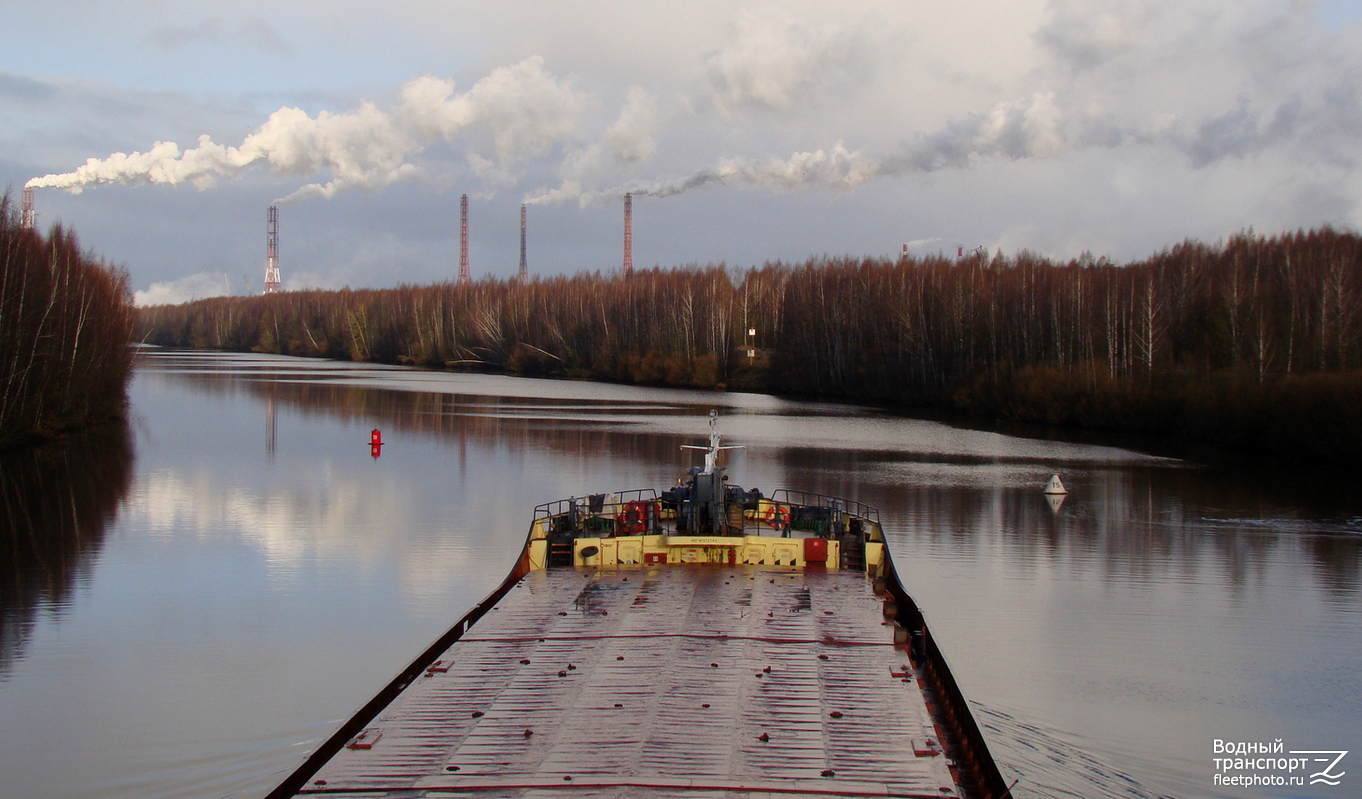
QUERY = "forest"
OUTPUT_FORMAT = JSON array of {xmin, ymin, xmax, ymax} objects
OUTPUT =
[
  {"xmin": 139, "ymin": 227, "xmax": 1362, "ymax": 459},
  {"xmin": 0, "ymin": 196, "xmax": 137, "ymax": 448}
]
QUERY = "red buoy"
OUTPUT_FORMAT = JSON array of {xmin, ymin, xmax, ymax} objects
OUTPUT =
[{"xmin": 370, "ymin": 428, "xmax": 382, "ymax": 446}]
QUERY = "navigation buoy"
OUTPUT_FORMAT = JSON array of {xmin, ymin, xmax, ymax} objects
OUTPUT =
[
  {"xmin": 1043, "ymin": 474, "xmax": 1068, "ymax": 495},
  {"xmin": 370, "ymin": 428, "xmax": 383, "ymax": 460}
]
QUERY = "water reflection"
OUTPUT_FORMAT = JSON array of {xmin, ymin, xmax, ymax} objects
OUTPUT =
[
  {"xmin": 141, "ymin": 351, "xmax": 1361, "ymax": 600},
  {"xmin": 266, "ymin": 397, "xmax": 277, "ymax": 460},
  {"xmin": 137, "ymin": 350, "xmax": 1157, "ymax": 465},
  {"xmin": 23, "ymin": 349, "xmax": 1348, "ymax": 799},
  {"xmin": 0, "ymin": 423, "xmax": 134, "ymax": 678}
]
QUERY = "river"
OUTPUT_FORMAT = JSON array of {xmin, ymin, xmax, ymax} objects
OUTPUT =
[{"xmin": 0, "ymin": 349, "xmax": 1357, "ymax": 799}]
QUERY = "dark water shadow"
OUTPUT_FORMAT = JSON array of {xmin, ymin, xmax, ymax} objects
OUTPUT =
[{"xmin": 0, "ymin": 422, "xmax": 134, "ymax": 679}]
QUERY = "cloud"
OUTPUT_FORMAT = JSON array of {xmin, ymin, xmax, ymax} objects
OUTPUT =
[
  {"xmin": 542, "ymin": 85, "xmax": 660, "ymax": 197},
  {"xmin": 604, "ymin": 86, "xmax": 659, "ymax": 165},
  {"xmin": 700, "ymin": 10, "xmax": 875, "ymax": 114},
  {"xmin": 134, "ymin": 272, "xmax": 233, "ymax": 307},
  {"xmin": 1030, "ymin": 0, "xmax": 1362, "ymax": 174},
  {"xmin": 1036, "ymin": 0, "xmax": 1161, "ymax": 71},
  {"xmin": 39, "ymin": 5, "xmax": 1359, "ymax": 215},
  {"xmin": 27, "ymin": 57, "xmax": 583, "ymax": 203},
  {"xmin": 398, "ymin": 57, "xmax": 584, "ymax": 163},
  {"xmin": 259, "ymin": 103, "xmax": 419, "ymax": 202}
]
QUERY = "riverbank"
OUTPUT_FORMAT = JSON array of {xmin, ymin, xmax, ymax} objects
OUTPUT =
[
  {"xmin": 0, "ymin": 196, "xmax": 136, "ymax": 449},
  {"xmin": 139, "ymin": 227, "xmax": 1362, "ymax": 462}
]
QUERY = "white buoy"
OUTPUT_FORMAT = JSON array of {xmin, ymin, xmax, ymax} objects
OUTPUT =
[{"xmin": 1043, "ymin": 474, "xmax": 1068, "ymax": 495}]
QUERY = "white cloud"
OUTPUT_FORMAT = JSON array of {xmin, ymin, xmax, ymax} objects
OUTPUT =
[
  {"xmin": 700, "ymin": 10, "xmax": 875, "ymax": 114},
  {"xmin": 540, "ymin": 86, "xmax": 660, "ymax": 198},
  {"xmin": 134, "ymin": 272, "xmax": 233, "ymax": 307},
  {"xmin": 604, "ymin": 86, "xmax": 659, "ymax": 165},
  {"xmin": 397, "ymin": 57, "xmax": 583, "ymax": 164}
]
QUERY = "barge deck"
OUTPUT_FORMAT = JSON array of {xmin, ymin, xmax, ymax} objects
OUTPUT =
[{"xmin": 294, "ymin": 566, "xmax": 958, "ymax": 798}]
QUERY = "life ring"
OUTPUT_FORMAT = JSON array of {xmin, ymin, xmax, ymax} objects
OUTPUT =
[
  {"xmin": 617, "ymin": 500, "xmax": 650, "ymax": 535},
  {"xmin": 764, "ymin": 504, "xmax": 790, "ymax": 527}
]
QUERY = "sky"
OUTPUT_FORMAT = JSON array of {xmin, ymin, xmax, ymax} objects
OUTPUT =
[{"xmin": 4, "ymin": 1, "xmax": 1362, "ymax": 305}]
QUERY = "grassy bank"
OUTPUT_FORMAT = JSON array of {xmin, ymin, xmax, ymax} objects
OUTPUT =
[
  {"xmin": 139, "ymin": 227, "xmax": 1362, "ymax": 460},
  {"xmin": 0, "ymin": 195, "xmax": 136, "ymax": 448}
]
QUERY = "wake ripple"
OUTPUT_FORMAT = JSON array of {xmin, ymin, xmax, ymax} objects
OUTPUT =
[{"xmin": 974, "ymin": 704, "xmax": 1175, "ymax": 799}]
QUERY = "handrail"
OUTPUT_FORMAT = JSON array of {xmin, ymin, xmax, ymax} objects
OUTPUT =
[
  {"xmin": 532, "ymin": 488, "xmax": 660, "ymax": 521},
  {"xmin": 769, "ymin": 489, "xmax": 881, "ymax": 524},
  {"xmin": 530, "ymin": 488, "xmax": 881, "ymax": 530}
]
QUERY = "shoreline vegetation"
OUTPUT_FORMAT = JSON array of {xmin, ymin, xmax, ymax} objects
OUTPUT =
[
  {"xmin": 140, "ymin": 227, "xmax": 1362, "ymax": 461},
  {"xmin": 0, "ymin": 196, "xmax": 136, "ymax": 449}
]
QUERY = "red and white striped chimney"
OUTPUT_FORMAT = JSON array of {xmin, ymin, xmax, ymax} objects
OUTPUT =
[
  {"xmin": 622, "ymin": 193, "xmax": 633, "ymax": 277},
  {"xmin": 459, "ymin": 194, "xmax": 470, "ymax": 283}
]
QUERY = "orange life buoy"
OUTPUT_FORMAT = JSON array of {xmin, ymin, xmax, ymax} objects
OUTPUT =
[
  {"xmin": 764, "ymin": 504, "xmax": 790, "ymax": 527},
  {"xmin": 617, "ymin": 499, "xmax": 650, "ymax": 535}
]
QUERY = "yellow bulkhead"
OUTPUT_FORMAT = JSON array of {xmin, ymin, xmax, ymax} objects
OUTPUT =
[
  {"xmin": 525, "ymin": 502, "xmax": 887, "ymax": 575},
  {"xmin": 568, "ymin": 534, "xmax": 841, "ymax": 569}
]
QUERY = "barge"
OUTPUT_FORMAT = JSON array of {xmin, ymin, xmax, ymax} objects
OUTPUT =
[{"xmin": 266, "ymin": 413, "xmax": 1008, "ymax": 798}]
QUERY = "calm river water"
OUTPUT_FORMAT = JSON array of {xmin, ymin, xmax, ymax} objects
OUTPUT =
[{"xmin": 0, "ymin": 349, "xmax": 1358, "ymax": 799}]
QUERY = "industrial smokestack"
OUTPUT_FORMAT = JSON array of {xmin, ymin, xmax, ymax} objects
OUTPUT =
[
  {"xmin": 622, "ymin": 193, "xmax": 633, "ymax": 277},
  {"xmin": 519, "ymin": 204, "xmax": 528, "ymax": 281},
  {"xmin": 459, "ymin": 194, "xmax": 470, "ymax": 284},
  {"xmin": 264, "ymin": 205, "xmax": 281, "ymax": 293},
  {"xmin": 20, "ymin": 188, "xmax": 35, "ymax": 231}
]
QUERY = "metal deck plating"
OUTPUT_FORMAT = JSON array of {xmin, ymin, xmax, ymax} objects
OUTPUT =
[{"xmin": 300, "ymin": 567, "xmax": 958, "ymax": 798}]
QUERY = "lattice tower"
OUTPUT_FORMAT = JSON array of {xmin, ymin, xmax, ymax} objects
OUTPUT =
[
  {"xmin": 264, "ymin": 205, "xmax": 281, "ymax": 293},
  {"xmin": 20, "ymin": 188, "xmax": 35, "ymax": 231}
]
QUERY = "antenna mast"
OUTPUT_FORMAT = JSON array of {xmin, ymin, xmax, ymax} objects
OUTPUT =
[
  {"xmin": 264, "ymin": 205, "xmax": 281, "ymax": 293},
  {"xmin": 20, "ymin": 188, "xmax": 35, "ymax": 231}
]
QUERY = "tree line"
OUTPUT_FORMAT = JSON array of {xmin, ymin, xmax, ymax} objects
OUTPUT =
[
  {"xmin": 139, "ymin": 227, "xmax": 1362, "ymax": 458},
  {"xmin": 1, "ymin": 195, "xmax": 136, "ymax": 448}
]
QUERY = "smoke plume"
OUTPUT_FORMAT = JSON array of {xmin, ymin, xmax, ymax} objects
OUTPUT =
[
  {"xmin": 525, "ymin": 91, "xmax": 1069, "ymax": 206},
  {"xmin": 25, "ymin": 57, "xmax": 582, "ymax": 203}
]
